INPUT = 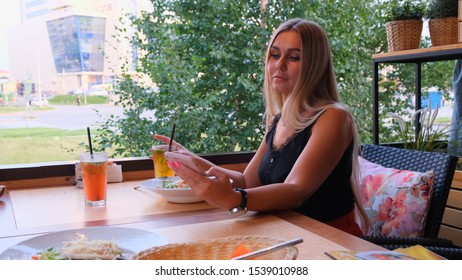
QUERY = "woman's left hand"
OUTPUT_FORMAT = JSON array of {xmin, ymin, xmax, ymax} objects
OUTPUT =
[{"xmin": 167, "ymin": 162, "xmax": 240, "ymax": 210}]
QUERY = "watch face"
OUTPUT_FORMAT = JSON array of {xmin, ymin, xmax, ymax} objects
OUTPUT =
[{"xmin": 229, "ymin": 207, "xmax": 247, "ymax": 217}]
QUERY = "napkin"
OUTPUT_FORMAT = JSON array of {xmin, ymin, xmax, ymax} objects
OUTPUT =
[{"xmin": 394, "ymin": 245, "xmax": 446, "ymax": 260}]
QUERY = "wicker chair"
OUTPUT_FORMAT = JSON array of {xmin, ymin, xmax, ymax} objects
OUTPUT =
[{"xmin": 360, "ymin": 144, "xmax": 462, "ymax": 260}]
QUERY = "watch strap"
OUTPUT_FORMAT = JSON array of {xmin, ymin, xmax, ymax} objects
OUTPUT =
[{"xmin": 234, "ymin": 188, "xmax": 247, "ymax": 209}]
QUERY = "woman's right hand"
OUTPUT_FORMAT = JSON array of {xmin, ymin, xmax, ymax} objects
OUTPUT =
[{"xmin": 166, "ymin": 162, "xmax": 240, "ymax": 210}]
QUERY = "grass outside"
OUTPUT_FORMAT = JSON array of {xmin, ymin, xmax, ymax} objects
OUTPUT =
[
  {"xmin": 49, "ymin": 95, "xmax": 109, "ymax": 105},
  {"xmin": 0, "ymin": 94, "xmax": 109, "ymax": 109},
  {"xmin": 0, "ymin": 106, "xmax": 52, "ymax": 114},
  {"xmin": 0, "ymin": 128, "xmax": 88, "ymax": 165},
  {"xmin": 435, "ymin": 117, "xmax": 451, "ymax": 124},
  {"xmin": 0, "ymin": 128, "xmax": 121, "ymax": 165},
  {"xmin": 0, "ymin": 97, "xmax": 114, "ymax": 165}
]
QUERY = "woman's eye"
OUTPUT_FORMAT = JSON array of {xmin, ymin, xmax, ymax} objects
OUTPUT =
[
  {"xmin": 289, "ymin": 56, "xmax": 300, "ymax": 61},
  {"xmin": 270, "ymin": 53, "xmax": 280, "ymax": 59}
]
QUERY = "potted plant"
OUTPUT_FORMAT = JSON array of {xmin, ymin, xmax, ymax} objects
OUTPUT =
[
  {"xmin": 426, "ymin": 0, "xmax": 459, "ymax": 46},
  {"xmin": 384, "ymin": 0, "xmax": 426, "ymax": 52},
  {"xmin": 388, "ymin": 103, "xmax": 450, "ymax": 152}
]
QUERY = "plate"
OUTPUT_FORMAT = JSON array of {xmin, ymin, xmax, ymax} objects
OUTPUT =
[
  {"xmin": 0, "ymin": 226, "xmax": 168, "ymax": 260},
  {"xmin": 137, "ymin": 176, "xmax": 204, "ymax": 203}
]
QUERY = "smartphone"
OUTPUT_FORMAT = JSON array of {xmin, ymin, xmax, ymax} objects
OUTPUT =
[{"xmin": 164, "ymin": 152, "xmax": 206, "ymax": 174}]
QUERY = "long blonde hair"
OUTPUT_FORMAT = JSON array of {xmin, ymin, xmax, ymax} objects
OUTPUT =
[{"xmin": 263, "ymin": 18, "xmax": 370, "ymax": 234}]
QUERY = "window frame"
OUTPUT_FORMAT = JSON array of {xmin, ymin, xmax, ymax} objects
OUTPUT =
[{"xmin": 0, "ymin": 151, "xmax": 255, "ymax": 185}]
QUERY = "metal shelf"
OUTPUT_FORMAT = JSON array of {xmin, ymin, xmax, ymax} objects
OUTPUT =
[{"xmin": 372, "ymin": 44, "xmax": 462, "ymax": 144}]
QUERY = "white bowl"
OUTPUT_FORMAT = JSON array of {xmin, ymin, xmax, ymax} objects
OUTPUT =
[{"xmin": 137, "ymin": 176, "xmax": 203, "ymax": 204}]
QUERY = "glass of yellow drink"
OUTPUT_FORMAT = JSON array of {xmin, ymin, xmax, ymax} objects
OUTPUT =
[
  {"xmin": 80, "ymin": 152, "xmax": 108, "ymax": 206},
  {"xmin": 151, "ymin": 145, "xmax": 175, "ymax": 178}
]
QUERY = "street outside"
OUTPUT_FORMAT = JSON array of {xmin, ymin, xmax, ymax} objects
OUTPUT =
[
  {"xmin": 0, "ymin": 97, "xmax": 454, "ymax": 131},
  {"xmin": 0, "ymin": 100, "xmax": 126, "ymax": 130}
]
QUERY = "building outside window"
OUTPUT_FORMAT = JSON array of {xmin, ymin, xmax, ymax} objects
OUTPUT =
[
  {"xmin": 47, "ymin": 15, "xmax": 106, "ymax": 74},
  {"xmin": 0, "ymin": 0, "xmax": 151, "ymax": 166}
]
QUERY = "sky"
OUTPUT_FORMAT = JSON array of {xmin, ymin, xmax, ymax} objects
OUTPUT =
[{"xmin": 0, "ymin": 1, "xmax": 21, "ymax": 71}]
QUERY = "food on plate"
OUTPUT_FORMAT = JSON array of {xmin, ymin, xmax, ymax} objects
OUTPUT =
[
  {"xmin": 59, "ymin": 238, "xmax": 122, "ymax": 259},
  {"xmin": 230, "ymin": 243, "xmax": 251, "ymax": 259},
  {"xmin": 33, "ymin": 248, "xmax": 61, "ymax": 260},
  {"xmin": 161, "ymin": 179, "xmax": 190, "ymax": 189},
  {"xmin": 32, "ymin": 238, "xmax": 123, "ymax": 260}
]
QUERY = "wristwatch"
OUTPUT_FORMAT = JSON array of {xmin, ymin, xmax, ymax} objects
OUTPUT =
[{"xmin": 229, "ymin": 188, "xmax": 248, "ymax": 217}]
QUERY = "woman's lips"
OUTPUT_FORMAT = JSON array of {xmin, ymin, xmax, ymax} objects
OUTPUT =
[{"xmin": 273, "ymin": 75, "xmax": 288, "ymax": 81}]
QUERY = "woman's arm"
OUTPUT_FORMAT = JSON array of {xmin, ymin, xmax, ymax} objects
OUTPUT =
[
  {"xmin": 166, "ymin": 108, "xmax": 354, "ymax": 213},
  {"xmin": 203, "ymin": 133, "xmax": 268, "ymax": 190},
  {"xmin": 244, "ymin": 108, "xmax": 354, "ymax": 211}
]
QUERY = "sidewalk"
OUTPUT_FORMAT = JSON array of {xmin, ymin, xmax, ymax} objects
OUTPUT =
[{"xmin": 0, "ymin": 104, "xmax": 125, "ymax": 129}]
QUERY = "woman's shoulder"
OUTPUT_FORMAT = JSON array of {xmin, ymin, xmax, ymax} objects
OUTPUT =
[
  {"xmin": 311, "ymin": 105, "xmax": 355, "ymax": 143},
  {"xmin": 315, "ymin": 105, "xmax": 354, "ymax": 128},
  {"xmin": 317, "ymin": 104, "xmax": 352, "ymax": 120}
]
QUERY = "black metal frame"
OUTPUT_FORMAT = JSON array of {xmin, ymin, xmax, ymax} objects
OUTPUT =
[{"xmin": 372, "ymin": 44, "xmax": 462, "ymax": 145}]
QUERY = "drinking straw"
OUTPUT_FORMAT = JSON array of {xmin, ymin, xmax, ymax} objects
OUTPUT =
[
  {"xmin": 87, "ymin": 127, "xmax": 94, "ymax": 158},
  {"xmin": 168, "ymin": 123, "xmax": 176, "ymax": 152}
]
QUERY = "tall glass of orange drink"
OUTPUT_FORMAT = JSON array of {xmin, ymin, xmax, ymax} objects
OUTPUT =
[
  {"xmin": 80, "ymin": 152, "xmax": 108, "ymax": 206},
  {"xmin": 152, "ymin": 145, "xmax": 175, "ymax": 178}
]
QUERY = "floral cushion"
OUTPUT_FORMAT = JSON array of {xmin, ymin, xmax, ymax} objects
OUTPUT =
[{"xmin": 358, "ymin": 157, "xmax": 435, "ymax": 237}]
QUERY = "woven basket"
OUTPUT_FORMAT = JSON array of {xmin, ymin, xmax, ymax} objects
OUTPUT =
[
  {"xmin": 133, "ymin": 235, "xmax": 299, "ymax": 260},
  {"xmin": 385, "ymin": 19, "xmax": 423, "ymax": 52},
  {"xmin": 429, "ymin": 17, "xmax": 458, "ymax": 46}
]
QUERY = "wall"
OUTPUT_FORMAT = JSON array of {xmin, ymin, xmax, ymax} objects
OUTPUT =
[{"xmin": 439, "ymin": 170, "xmax": 462, "ymax": 247}]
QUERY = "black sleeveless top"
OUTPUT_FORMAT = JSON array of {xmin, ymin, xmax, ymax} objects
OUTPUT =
[{"xmin": 257, "ymin": 114, "xmax": 355, "ymax": 222}]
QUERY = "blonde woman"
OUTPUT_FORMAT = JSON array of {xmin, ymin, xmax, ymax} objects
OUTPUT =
[{"xmin": 155, "ymin": 18, "xmax": 369, "ymax": 236}]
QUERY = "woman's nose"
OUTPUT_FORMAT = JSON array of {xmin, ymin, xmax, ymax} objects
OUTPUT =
[{"xmin": 276, "ymin": 57, "xmax": 287, "ymax": 71}]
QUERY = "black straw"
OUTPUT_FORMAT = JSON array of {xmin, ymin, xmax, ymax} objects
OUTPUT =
[
  {"xmin": 168, "ymin": 123, "xmax": 176, "ymax": 152},
  {"xmin": 87, "ymin": 127, "xmax": 94, "ymax": 157}
]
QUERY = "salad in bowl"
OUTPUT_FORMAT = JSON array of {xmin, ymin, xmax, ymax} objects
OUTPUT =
[{"xmin": 136, "ymin": 176, "xmax": 203, "ymax": 203}]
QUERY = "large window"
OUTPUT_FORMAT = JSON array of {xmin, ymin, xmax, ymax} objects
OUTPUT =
[{"xmin": 1, "ymin": 0, "xmax": 456, "ymax": 169}]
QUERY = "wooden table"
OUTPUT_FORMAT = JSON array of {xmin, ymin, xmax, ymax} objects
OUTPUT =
[{"xmin": 0, "ymin": 179, "xmax": 385, "ymax": 259}]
